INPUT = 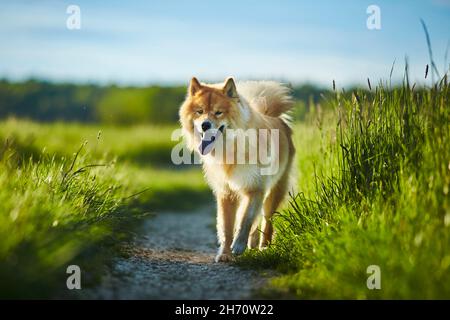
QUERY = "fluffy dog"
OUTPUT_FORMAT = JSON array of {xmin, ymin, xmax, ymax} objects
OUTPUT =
[{"xmin": 179, "ymin": 77, "xmax": 295, "ymax": 262}]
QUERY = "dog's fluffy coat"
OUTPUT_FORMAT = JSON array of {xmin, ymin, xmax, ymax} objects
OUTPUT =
[{"xmin": 179, "ymin": 77, "xmax": 295, "ymax": 262}]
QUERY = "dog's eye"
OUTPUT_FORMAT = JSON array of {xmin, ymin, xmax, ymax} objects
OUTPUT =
[
  {"xmin": 196, "ymin": 110, "xmax": 203, "ymax": 115},
  {"xmin": 215, "ymin": 111, "xmax": 223, "ymax": 116}
]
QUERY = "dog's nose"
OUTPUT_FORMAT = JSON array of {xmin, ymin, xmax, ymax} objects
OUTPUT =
[{"xmin": 201, "ymin": 121, "xmax": 211, "ymax": 132}]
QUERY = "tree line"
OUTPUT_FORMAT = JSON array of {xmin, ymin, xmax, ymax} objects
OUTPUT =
[{"xmin": 0, "ymin": 79, "xmax": 328, "ymax": 124}]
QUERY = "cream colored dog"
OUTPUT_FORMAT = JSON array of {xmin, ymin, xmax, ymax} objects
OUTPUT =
[{"xmin": 179, "ymin": 77, "xmax": 295, "ymax": 262}]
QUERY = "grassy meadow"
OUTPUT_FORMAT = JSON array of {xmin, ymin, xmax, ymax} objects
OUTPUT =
[
  {"xmin": 240, "ymin": 78, "xmax": 450, "ymax": 299},
  {"xmin": 0, "ymin": 119, "xmax": 209, "ymax": 298}
]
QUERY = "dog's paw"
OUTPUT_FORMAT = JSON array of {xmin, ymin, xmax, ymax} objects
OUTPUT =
[
  {"xmin": 215, "ymin": 253, "xmax": 233, "ymax": 263},
  {"xmin": 231, "ymin": 241, "xmax": 247, "ymax": 256}
]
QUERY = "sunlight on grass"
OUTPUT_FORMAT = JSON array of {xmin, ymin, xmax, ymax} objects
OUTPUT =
[
  {"xmin": 0, "ymin": 120, "xmax": 209, "ymax": 298},
  {"xmin": 240, "ymin": 79, "xmax": 450, "ymax": 299},
  {"xmin": 0, "ymin": 119, "xmax": 179, "ymax": 166}
]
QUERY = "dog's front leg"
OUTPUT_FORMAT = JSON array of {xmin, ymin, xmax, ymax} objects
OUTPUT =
[
  {"xmin": 215, "ymin": 192, "xmax": 238, "ymax": 262},
  {"xmin": 231, "ymin": 191, "xmax": 264, "ymax": 255}
]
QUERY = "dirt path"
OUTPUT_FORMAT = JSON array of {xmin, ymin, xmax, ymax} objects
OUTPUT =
[{"xmin": 83, "ymin": 206, "xmax": 268, "ymax": 299}]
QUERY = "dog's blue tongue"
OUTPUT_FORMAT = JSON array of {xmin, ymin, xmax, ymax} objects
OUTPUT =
[
  {"xmin": 199, "ymin": 133, "xmax": 216, "ymax": 155},
  {"xmin": 198, "ymin": 127, "xmax": 223, "ymax": 155}
]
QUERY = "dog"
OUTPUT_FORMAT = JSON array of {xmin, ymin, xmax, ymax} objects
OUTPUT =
[{"xmin": 179, "ymin": 77, "xmax": 295, "ymax": 262}]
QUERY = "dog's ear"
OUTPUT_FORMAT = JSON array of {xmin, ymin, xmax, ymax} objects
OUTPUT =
[
  {"xmin": 189, "ymin": 77, "xmax": 202, "ymax": 96},
  {"xmin": 223, "ymin": 77, "xmax": 238, "ymax": 99}
]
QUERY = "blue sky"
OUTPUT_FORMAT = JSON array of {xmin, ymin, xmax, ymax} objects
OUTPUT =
[{"xmin": 0, "ymin": 0, "xmax": 449, "ymax": 87}]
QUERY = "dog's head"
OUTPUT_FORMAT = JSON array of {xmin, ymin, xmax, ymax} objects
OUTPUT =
[{"xmin": 179, "ymin": 77, "xmax": 241, "ymax": 155}]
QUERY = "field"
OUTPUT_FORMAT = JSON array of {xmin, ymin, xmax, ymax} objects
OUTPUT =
[
  {"xmin": 240, "ymin": 79, "xmax": 450, "ymax": 299},
  {"xmin": 0, "ymin": 77, "xmax": 449, "ymax": 299},
  {"xmin": 0, "ymin": 119, "xmax": 209, "ymax": 298}
]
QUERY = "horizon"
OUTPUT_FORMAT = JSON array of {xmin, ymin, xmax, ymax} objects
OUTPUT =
[{"xmin": 0, "ymin": 1, "xmax": 449, "ymax": 88}]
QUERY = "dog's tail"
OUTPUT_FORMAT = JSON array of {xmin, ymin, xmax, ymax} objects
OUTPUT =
[{"xmin": 238, "ymin": 81, "xmax": 294, "ymax": 118}]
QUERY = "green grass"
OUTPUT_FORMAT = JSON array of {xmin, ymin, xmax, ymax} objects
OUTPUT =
[
  {"xmin": 0, "ymin": 119, "xmax": 209, "ymax": 210},
  {"xmin": 0, "ymin": 120, "xmax": 209, "ymax": 298},
  {"xmin": 0, "ymin": 119, "xmax": 179, "ymax": 166},
  {"xmin": 239, "ymin": 79, "xmax": 450, "ymax": 299}
]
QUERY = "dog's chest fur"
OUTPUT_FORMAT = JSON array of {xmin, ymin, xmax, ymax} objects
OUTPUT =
[{"xmin": 202, "ymin": 156, "xmax": 260, "ymax": 191}]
